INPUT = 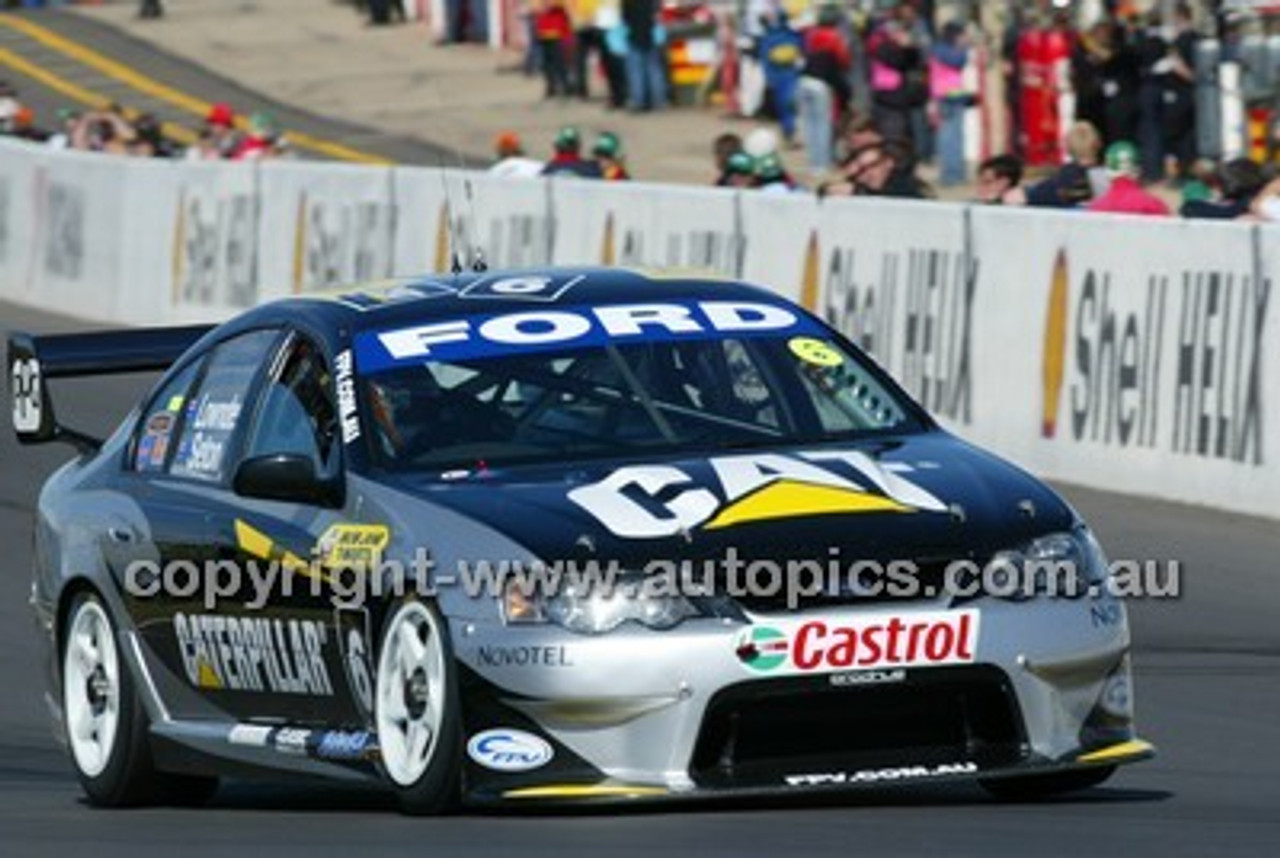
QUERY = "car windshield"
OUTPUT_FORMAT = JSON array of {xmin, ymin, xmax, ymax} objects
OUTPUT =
[{"xmin": 353, "ymin": 323, "xmax": 921, "ymax": 474}]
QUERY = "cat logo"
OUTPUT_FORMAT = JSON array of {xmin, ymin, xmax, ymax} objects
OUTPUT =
[{"xmin": 568, "ymin": 450, "xmax": 947, "ymax": 539}]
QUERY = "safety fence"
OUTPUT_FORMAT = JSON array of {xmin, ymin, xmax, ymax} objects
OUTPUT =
[{"xmin": 1, "ymin": 138, "xmax": 1276, "ymax": 517}]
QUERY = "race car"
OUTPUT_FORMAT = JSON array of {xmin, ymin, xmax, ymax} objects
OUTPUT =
[{"xmin": 7, "ymin": 267, "xmax": 1153, "ymax": 813}]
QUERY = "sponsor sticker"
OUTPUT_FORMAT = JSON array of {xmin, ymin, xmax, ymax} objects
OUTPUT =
[
  {"xmin": 568, "ymin": 450, "xmax": 947, "ymax": 539},
  {"xmin": 273, "ymin": 727, "xmax": 311, "ymax": 756},
  {"xmin": 355, "ymin": 299, "xmax": 821, "ymax": 372},
  {"xmin": 788, "ymin": 337, "xmax": 843, "ymax": 368},
  {"xmin": 317, "ymin": 523, "xmax": 390, "ymax": 570},
  {"xmin": 173, "ymin": 612, "xmax": 334, "ymax": 696},
  {"xmin": 784, "ymin": 761, "xmax": 978, "ymax": 787},
  {"xmin": 735, "ymin": 609, "xmax": 978, "ymax": 676},
  {"xmin": 334, "ymin": 349, "xmax": 361, "ymax": 445},
  {"xmin": 316, "ymin": 730, "xmax": 374, "ymax": 760},
  {"xmin": 466, "ymin": 729, "xmax": 554, "ymax": 772},
  {"xmin": 474, "ymin": 645, "xmax": 574, "ymax": 668},
  {"xmin": 227, "ymin": 724, "xmax": 273, "ymax": 747}
]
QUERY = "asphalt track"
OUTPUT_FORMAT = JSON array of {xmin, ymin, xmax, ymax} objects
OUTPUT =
[{"xmin": 2, "ymin": 300, "xmax": 1279, "ymax": 856}]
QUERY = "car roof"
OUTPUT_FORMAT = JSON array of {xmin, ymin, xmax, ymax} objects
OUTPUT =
[{"xmin": 245, "ymin": 267, "xmax": 789, "ymax": 336}]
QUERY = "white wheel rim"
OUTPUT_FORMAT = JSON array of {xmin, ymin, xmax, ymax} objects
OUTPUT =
[
  {"xmin": 375, "ymin": 602, "xmax": 446, "ymax": 787},
  {"xmin": 63, "ymin": 600, "xmax": 121, "ymax": 779}
]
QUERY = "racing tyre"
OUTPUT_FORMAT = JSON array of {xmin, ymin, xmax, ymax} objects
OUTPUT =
[
  {"xmin": 62, "ymin": 591, "xmax": 218, "ymax": 807},
  {"xmin": 374, "ymin": 599, "xmax": 462, "ymax": 815},
  {"xmin": 980, "ymin": 765, "xmax": 1116, "ymax": 801}
]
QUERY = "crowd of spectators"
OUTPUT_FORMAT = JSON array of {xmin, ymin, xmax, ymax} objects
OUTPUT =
[{"xmin": 0, "ymin": 85, "xmax": 291, "ymax": 162}]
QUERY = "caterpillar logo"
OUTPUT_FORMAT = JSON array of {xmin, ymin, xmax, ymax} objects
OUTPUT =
[
  {"xmin": 568, "ymin": 450, "xmax": 947, "ymax": 539},
  {"xmin": 174, "ymin": 612, "xmax": 333, "ymax": 696}
]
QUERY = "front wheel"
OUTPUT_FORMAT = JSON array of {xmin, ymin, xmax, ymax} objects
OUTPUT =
[
  {"xmin": 374, "ymin": 599, "xmax": 462, "ymax": 815},
  {"xmin": 62, "ymin": 591, "xmax": 217, "ymax": 807},
  {"xmin": 980, "ymin": 765, "xmax": 1116, "ymax": 801}
]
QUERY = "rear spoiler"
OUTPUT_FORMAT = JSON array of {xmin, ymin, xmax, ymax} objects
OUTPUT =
[{"xmin": 8, "ymin": 325, "xmax": 213, "ymax": 453}]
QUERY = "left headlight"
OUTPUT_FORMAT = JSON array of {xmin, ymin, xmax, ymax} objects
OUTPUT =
[{"xmin": 501, "ymin": 577, "xmax": 699, "ymax": 634}]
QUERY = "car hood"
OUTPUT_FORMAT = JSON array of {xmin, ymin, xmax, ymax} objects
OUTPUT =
[{"xmin": 383, "ymin": 431, "xmax": 1077, "ymax": 570}]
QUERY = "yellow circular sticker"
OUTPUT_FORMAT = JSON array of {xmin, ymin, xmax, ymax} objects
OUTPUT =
[{"xmin": 788, "ymin": 337, "xmax": 843, "ymax": 368}]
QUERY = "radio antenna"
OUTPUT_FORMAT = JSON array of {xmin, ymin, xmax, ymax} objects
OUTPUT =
[
  {"xmin": 437, "ymin": 152, "xmax": 464, "ymax": 274},
  {"xmin": 431, "ymin": 80, "xmax": 486, "ymax": 273}
]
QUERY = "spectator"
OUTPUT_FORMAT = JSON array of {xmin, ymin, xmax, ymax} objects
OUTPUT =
[
  {"xmin": 929, "ymin": 19, "xmax": 972, "ymax": 187},
  {"xmin": 897, "ymin": 1, "xmax": 934, "ymax": 165},
  {"xmin": 128, "ymin": 113, "xmax": 175, "ymax": 158},
  {"xmin": 759, "ymin": 10, "xmax": 804, "ymax": 149},
  {"xmin": 838, "ymin": 114, "xmax": 882, "ymax": 164},
  {"xmin": 46, "ymin": 108, "xmax": 81, "ymax": 150},
  {"xmin": 712, "ymin": 132, "xmax": 743, "ymax": 185},
  {"xmin": 1135, "ymin": 12, "xmax": 1169, "ymax": 182},
  {"xmin": 1249, "ymin": 176, "xmax": 1280, "ymax": 222},
  {"xmin": 570, "ymin": 0, "xmax": 603, "ymax": 100},
  {"xmin": 1160, "ymin": 3, "xmax": 1198, "ymax": 180},
  {"xmin": 840, "ymin": 139, "xmax": 929, "ymax": 199},
  {"xmin": 867, "ymin": 17, "xmax": 925, "ymax": 143},
  {"xmin": 540, "ymin": 126, "xmax": 603, "ymax": 178},
  {"xmin": 1181, "ymin": 158, "xmax": 1267, "ymax": 220},
  {"xmin": 797, "ymin": 4, "xmax": 852, "ymax": 175},
  {"xmin": 72, "ymin": 109, "xmax": 135, "ymax": 155},
  {"xmin": 536, "ymin": 0, "xmax": 573, "ymax": 99},
  {"xmin": 489, "ymin": 131, "xmax": 544, "ymax": 179},
  {"xmin": 592, "ymin": 131, "xmax": 630, "ymax": 180},
  {"xmin": 1071, "ymin": 21, "xmax": 1111, "ymax": 146},
  {"xmin": 10, "ymin": 106, "xmax": 49, "ymax": 143},
  {"xmin": 593, "ymin": 0, "xmax": 628, "ymax": 108},
  {"xmin": 1098, "ymin": 20, "xmax": 1140, "ymax": 148},
  {"xmin": 975, "ymin": 154, "xmax": 1023, "ymax": 204},
  {"xmin": 1087, "ymin": 140, "xmax": 1171, "ymax": 217},
  {"xmin": 720, "ymin": 152, "xmax": 757, "ymax": 189},
  {"xmin": 622, "ymin": 0, "xmax": 666, "ymax": 112},
  {"xmin": 754, "ymin": 153, "xmax": 795, "ymax": 194},
  {"xmin": 1020, "ymin": 121, "xmax": 1106, "ymax": 208},
  {"xmin": 232, "ymin": 111, "xmax": 283, "ymax": 161},
  {"xmin": 139, "ymin": 0, "xmax": 163, "ymax": 20},
  {"xmin": 186, "ymin": 102, "xmax": 242, "ymax": 160}
]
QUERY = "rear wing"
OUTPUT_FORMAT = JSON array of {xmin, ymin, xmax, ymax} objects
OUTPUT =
[{"xmin": 8, "ymin": 325, "xmax": 213, "ymax": 453}]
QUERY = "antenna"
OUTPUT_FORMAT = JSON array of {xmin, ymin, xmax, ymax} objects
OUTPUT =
[
  {"xmin": 431, "ymin": 79, "xmax": 487, "ymax": 273},
  {"xmin": 436, "ymin": 153, "xmax": 463, "ymax": 274}
]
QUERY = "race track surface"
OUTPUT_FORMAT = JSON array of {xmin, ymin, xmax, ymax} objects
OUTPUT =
[{"xmin": 2, "ymin": 301, "xmax": 1278, "ymax": 856}]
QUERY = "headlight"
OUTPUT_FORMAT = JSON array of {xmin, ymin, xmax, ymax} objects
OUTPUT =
[
  {"xmin": 986, "ymin": 527, "xmax": 1109, "ymax": 600},
  {"xmin": 501, "ymin": 576, "xmax": 699, "ymax": 634}
]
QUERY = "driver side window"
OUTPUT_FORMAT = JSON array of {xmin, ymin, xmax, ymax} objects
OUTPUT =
[{"xmin": 244, "ymin": 335, "xmax": 340, "ymax": 476}]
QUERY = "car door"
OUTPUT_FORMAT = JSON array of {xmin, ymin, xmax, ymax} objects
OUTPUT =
[
  {"xmin": 195, "ymin": 330, "xmax": 373, "ymax": 727},
  {"xmin": 121, "ymin": 328, "xmax": 283, "ymax": 720}
]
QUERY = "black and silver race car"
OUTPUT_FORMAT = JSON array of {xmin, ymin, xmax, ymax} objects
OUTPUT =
[{"xmin": 8, "ymin": 268, "xmax": 1152, "ymax": 813}]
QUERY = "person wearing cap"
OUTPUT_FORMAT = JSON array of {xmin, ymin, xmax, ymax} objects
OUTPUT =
[
  {"xmin": 1086, "ymin": 141, "xmax": 1171, "ymax": 217},
  {"xmin": 592, "ymin": 132, "xmax": 630, "ymax": 180},
  {"xmin": 489, "ymin": 131, "xmax": 544, "ymax": 179},
  {"xmin": 754, "ymin": 153, "xmax": 796, "ymax": 194},
  {"xmin": 541, "ymin": 126, "xmax": 603, "ymax": 178},
  {"xmin": 719, "ymin": 152, "xmax": 757, "ymax": 189},
  {"xmin": 232, "ymin": 111, "xmax": 282, "ymax": 161},
  {"xmin": 187, "ymin": 102, "xmax": 242, "ymax": 160}
]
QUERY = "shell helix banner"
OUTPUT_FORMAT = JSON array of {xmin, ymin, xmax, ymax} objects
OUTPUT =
[{"xmin": 0, "ymin": 135, "xmax": 1275, "ymax": 518}]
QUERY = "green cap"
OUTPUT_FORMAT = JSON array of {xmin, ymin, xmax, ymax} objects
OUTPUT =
[
  {"xmin": 724, "ymin": 151, "xmax": 754, "ymax": 175},
  {"xmin": 592, "ymin": 131, "xmax": 622, "ymax": 158},
  {"xmin": 754, "ymin": 152, "xmax": 785, "ymax": 181},
  {"xmin": 1104, "ymin": 141, "xmax": 1140, "ymax": 176},
  {"xmin": 555, "ymin": 126, "xmax": 581, "ymax": 152}
]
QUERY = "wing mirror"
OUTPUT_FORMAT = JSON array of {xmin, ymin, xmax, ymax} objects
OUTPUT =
[{"xmin": 232, "ymin": 454, "xmax": 344, "ymax": 508}]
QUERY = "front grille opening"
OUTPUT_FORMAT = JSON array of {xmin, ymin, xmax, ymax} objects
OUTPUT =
[{"xmin": 690, "ymin": 666, "xmax": 1026, "ymax": 788}]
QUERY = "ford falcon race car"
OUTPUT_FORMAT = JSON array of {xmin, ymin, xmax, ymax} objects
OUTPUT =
[{"xmin": 8, "ymin": 268, "xmax": 1152, "ymax": 813}]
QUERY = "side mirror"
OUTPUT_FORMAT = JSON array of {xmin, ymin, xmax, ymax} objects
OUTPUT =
[{"xmin": 232, "ymin": 454, "xmax": 343, "ymax": 508}]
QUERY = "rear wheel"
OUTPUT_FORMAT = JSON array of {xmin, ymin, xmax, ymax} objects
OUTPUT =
[
  {"xmin": 980, "ymin": 765, "xmax": 1116, "ymax": 801},
  {"xmin": 62, "ymin": 591, "xmax": 217, "ymax": 807},
  {"xmin": 374, "ymin": 599, "xmax": 462, "ymax": 815}
]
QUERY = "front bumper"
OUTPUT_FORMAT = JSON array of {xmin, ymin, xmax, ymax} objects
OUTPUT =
[{"xmin": 451, "ymin": 592, "xmax": 1150, "ymax": 803}]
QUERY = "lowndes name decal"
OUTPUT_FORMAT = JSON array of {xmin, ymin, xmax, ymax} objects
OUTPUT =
[
  {"xmin": 735, "ymin": 609, "xmax": 979, "ymax": 676},
  {"xmin": 354, "ymin": 300, "xmax": 822, "ymax": 371},
  {"xmin": 174, "ymin": 612, "xmax": 334, "ymax": 696},
  {"xmin": 568, "ymin": 450, "xmax": 948, "ymax": 538}
]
